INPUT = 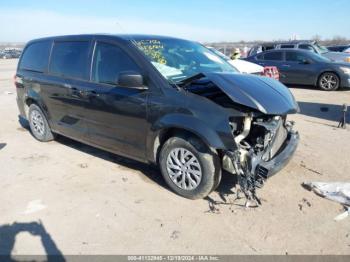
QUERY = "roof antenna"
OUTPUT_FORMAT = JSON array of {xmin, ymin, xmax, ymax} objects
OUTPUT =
[{"xmin": 114, "ymin": 17, "xmax": 138, "ymax": 47}]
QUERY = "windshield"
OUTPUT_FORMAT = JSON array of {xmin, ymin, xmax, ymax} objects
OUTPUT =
[
  {"xmin": 307, "ymin": 51, "xmax": 332, "ymax": 63},
  {"xmin": 314, "ymin": 43, "xmax": 329, "ymax": 54},
  {"xmin": 134, "ymin": 38, "xmax": 237, "ymax": 83}
]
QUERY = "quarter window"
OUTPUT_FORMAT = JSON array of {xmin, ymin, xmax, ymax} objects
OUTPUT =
[
  {"xmin": 19, "ymin": 41, "xmax": 51, "ymax": 72},
  {"xmin": 264, "ymin": 52, "xmax": 283, "ymax": 61},
  {"xmin": 49, "ymin": 41, "xmax": 90, "ymax": 80},
  {"xmin": 92, "ymin": 42, "xmax": 140, "ymax": 85}
]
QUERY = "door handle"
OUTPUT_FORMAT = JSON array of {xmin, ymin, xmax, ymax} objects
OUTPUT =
[{"xmin": 282, "ymin": 64, "xmax": 290, "ymax": 67}]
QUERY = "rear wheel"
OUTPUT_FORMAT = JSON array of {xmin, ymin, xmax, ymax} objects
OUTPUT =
[
  {"xmin": 159, "ymin": 135, "xmax": 221, "ymax": 199},
  {"xmin": 318, "ymin": 72, "xmax": 339, "ymax": 91},
  {"xmin": 28, "ymin": 104, "xmax": 55, "ymax": 142}
]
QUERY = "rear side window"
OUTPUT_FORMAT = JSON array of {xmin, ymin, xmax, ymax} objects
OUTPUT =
[
  {"xmin": 92, "ymin": 42, "xmax": 140, "ymax": 85},
  {"xmin": 49, "ymin": 41, "xmax": 90, "ymax": 80},
  {"xmin": 264, "ymin": 51, "xmax": 283, "ymax": 61},
  {"xmin": 19, "ymin": 41, "xmax": 51, "ymax": 72}
]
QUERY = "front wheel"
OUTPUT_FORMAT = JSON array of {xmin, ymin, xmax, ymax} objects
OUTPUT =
[
  {"xmin": 318, "ymin": 72, "xmax": 340, "ymax": 91},
  {"xmin": 159, "ymin": 135, "xmax": 221, "ymax": 199}
]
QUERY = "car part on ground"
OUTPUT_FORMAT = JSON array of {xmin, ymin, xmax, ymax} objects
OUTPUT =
[
  {"xmin": 303, "ymin": 182, "xmax": 350, "ymax": 220},
  {"xmin": 338, "ymin": 104, "xmax": 348, "ymax": 129},
  {"xmin": 16, "ymin": 34, "xmax": 299, "ymax": 201}
]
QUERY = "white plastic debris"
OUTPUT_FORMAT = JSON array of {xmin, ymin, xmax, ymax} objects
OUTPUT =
[
  {"xmin": 23, "ymin": 199, "xmax": 46, "ymax": 214},
  {"xmin": 303, "ymin": 182, "xmax": 350, "ymax": 221}
]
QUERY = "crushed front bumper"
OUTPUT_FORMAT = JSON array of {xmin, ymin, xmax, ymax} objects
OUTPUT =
[
  {"xmin": 223, "ymin": 131, "xmax": 299, "ymax": 179},
  {"xmin": 256, "ymin": 131, "xmax": 299, "ymax": 178}
]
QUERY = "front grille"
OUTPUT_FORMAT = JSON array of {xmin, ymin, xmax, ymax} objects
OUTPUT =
[
  {"xmin": 261, "ymin": 118, "xmax": 288, "ymax": 161},
  {"xmin": 270, "ymin": 122, "xmax": 288, "ymax": 158},
  {"xmin": 256, "ymin": 165, "xmax": 269, "ymax": 179}
]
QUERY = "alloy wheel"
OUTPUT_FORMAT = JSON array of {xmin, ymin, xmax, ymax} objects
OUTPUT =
[
  {"xmin": 166, "ymin": 148, "xmax": 202, "ymax": 190},
  {"xmin": 320, "ymin": 73, "xmax": 338, "ymax": 90},
  {"xmin": 30, "ymin": 110, "xmax": 45, "ymax": 136}
]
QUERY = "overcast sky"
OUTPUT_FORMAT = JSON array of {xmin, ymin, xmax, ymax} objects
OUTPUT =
[{"xmin": 1, "ymin": 0, "xmax": 349, "ymax": 42}]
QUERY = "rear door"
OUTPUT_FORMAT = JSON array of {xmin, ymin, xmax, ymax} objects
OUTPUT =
[
  {"xmin": 281, "ymin": 51, "xmax": 317, "ymax": 85},
  {"xmin": 256, "ymin": 51, "xmax": 284, "ymax": 68},
  {"xmin": 46, "ymin": 40, "xmax": 93, "ymax": 139},
  {"xmin": 83, "ymin": 40, "xmax": 149, "ymax": 160}
]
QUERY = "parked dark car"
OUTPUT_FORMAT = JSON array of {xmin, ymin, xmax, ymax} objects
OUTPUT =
[
  {"xmin": 246, "ymin": 49, "xmax": 350, "ymax": 91},
  {"xmin": 327, "ymin": 45, "xmax": 350, "ymax": 53},
  {"xmin": 15, "ymin": 34, "xmax": 299, "ymax": 200},
  {"xmin": 249, "ymin": 40, "xmax": 350, "ymax": 63}
]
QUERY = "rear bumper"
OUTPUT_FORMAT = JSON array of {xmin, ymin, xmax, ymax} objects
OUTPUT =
[
  {"xmin": 256, "ymin": 131, "xmax": 299, "ymax": 178},
  {"xmin": 16, "ymin": 96, "xmax": 27, "ymax": 119}
]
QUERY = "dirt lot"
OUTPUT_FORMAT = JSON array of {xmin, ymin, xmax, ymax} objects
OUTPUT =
[{"xmin": 0, "ymin": 59, "xmax": 350, "ymax": 255}]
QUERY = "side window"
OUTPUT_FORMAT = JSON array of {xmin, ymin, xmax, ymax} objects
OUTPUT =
[
  {"xmin": 280, "ymin": 45, "xmax": 295, "ymax": 49},
  {"xmin": 49, "ymin": 41, "xmax": 90, "ymax": 80},
  {"xmin": 19, "ymin": 41, "xmax": 51, "ymax": 72},
  {"xmin": 92, "ymin": 42, "xmax": 140, "ymax": 85},
  {"xmin": 299, "ymin": 44, "xmax": 315, "ymax": 52},
  {"xmin": 264, "ymin": 51, "xmax": 283, "ymax": 61},
  {"xmin": 286, "ymin": 52, "xmax": 307, "ymax": 62}
]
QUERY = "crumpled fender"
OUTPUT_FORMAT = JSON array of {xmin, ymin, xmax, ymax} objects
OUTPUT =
[{"xmin": 146, "ymin": 113, "xmax": 236, "ymax": 162}]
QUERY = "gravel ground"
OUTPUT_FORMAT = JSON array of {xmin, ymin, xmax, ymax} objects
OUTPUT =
[{"xmin": 0, "ymin": 59, "xmax": 349, "ymax": 255}]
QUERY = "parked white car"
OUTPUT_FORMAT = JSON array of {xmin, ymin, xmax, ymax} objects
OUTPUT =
[{"xmin": 207, "ymin": 47, "xmax": 264, "ymax": 74}]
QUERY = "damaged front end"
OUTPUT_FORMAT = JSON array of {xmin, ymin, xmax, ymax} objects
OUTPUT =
[
  {"xmin": 223, "ymin": 114, "xmax": 299, "ymax": 206},
  {"xmin": 182, "ymin": 72, "xmax": 300, "ymax": 205}
]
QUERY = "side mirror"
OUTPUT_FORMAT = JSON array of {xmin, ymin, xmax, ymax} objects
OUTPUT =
[
  {"xmin": 116, "ymin": 71, "xmax": 147, "ymax": 90},
  {"xmin": 300, "ymin": 59, "xmax": 311, "ymax": 64}
]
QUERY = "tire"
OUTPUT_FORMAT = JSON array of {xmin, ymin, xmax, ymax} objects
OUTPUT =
[
  {"xmin": 159, "ymin": 135, "xmax": 221, "ymax": 199},
  {"xmin": 28, "ymin": 104, "xmax": 55, "ymax": 142},
  {"xmin": 318, "ymin": 72, "xmax": 340, "ymax": 91}
]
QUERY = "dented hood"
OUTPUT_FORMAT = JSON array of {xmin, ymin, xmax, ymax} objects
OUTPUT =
[{"xmin": 205, "ymin": 72, "xmax": 299, "ymax": 115}]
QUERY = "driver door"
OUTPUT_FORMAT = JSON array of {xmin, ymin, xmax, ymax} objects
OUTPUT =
[{"xmin": 84, "ymin": 41, "xmax": 149, "ymax": 160}]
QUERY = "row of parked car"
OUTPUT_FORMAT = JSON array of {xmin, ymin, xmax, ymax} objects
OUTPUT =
[
  {"xmin": 211, "ymin": 40, "xmax": 350, "ymax": 91},
  {"xmin": 0, "ymin": 49, "xmax": 22, "ymax": 59}
]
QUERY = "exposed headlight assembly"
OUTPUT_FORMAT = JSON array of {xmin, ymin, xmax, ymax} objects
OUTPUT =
[{"xmin": 340, "ymin": 66, "xmax": 350, "ymax": 75}]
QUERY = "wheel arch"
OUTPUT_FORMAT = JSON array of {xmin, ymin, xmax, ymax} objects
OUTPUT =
[{"xmin": 147, "ymin": 114, "xmax": 234, "ymax": 164}]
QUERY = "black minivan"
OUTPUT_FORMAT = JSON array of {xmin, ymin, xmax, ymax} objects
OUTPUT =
[{"xmin": 15, "ymin": 34, "xmax": 299, "ymax": 201}]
